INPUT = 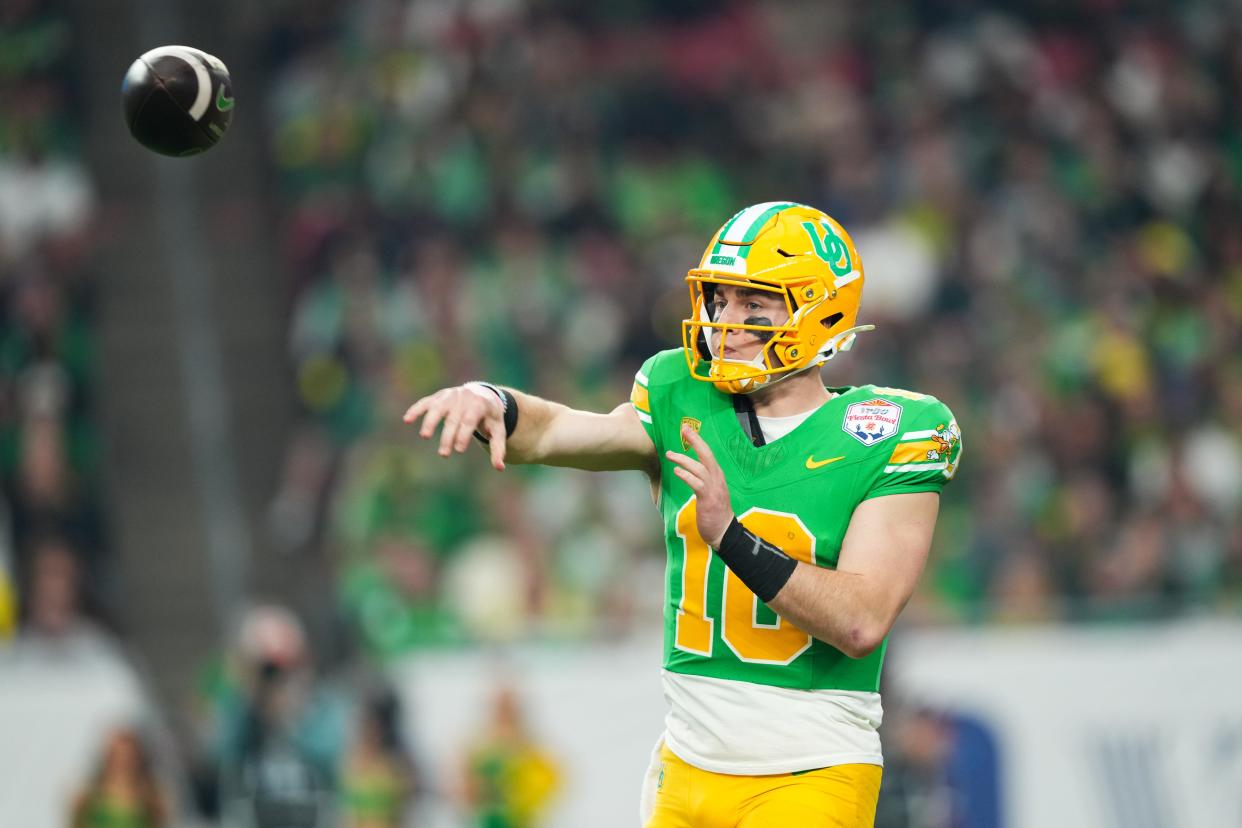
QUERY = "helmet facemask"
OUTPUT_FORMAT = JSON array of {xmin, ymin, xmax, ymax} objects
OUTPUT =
[
  {"xmin": 681, "ymin": 276, "xmax": 812, "ymax": 393},
  {"xmin": 681, "ymin": 203, "xmax": 874, "ymax": 394}
]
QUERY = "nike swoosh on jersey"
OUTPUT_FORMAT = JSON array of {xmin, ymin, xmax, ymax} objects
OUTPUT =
[
  {"xmin": 805, "ymin": 455, "xmax": 846, "ymax": 469},
  {"xmin": 216, "ymin": 88, "xmax": 234, "ymax": 111}
]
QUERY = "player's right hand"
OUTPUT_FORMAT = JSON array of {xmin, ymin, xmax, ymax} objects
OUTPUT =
[{"xmin": 403, "ymin": 384, "xmax": 507, "ymax": 471}]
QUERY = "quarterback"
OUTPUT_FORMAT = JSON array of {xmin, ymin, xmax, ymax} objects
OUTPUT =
[{"xmin": 404, "ymin": 202, "xmax": 962, "ymax": 827}]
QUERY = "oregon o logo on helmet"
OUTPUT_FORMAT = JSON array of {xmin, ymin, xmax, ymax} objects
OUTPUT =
[{"xmin": 801, "ymin": 221, "xmax": 853, "ymax": 277}]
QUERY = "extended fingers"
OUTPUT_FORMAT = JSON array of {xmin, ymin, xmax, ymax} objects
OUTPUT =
[
  {"xmin": 665, "ymin": 450, "xmax": 707, "ymax": 479},
  {"xmin": 419, "ymin": 399, "xmax": 449, "ymax": 439},
  {"xmin": 671, "ymin": 429, "xmax": 722, "ymax": 485},
  {"xmin": 680, "ymin": 426, "xmax": 718, "ymax": 465},
  {"xmin": 488, "ymin": 424, "xmax": 507, "ymax": 471},
  {"xmin": 404, "ymin": 389, "xmax": 473, "ymax": 452},
  {"xmin": 451, "ymin": 410, "xmax": 483, "ymax": 454},
  {"xmin": 671, "ymin": 465, "xmax": 705, "ymax": 492},
  {"xmin": 440, "ymin": 407, "xmax": 477, "ymax": 455},
  {"xmin": 438, "ymin": 412, "xmax": 466, "ymax": 456},
  {"xmin": 403, "ymin": 396, "xmax": 432, "ymax": 424}
]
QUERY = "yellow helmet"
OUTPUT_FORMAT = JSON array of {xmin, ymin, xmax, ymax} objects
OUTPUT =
[{"xmin": 682, "ymin": 202, "xmax": 874, "ymax": 394}]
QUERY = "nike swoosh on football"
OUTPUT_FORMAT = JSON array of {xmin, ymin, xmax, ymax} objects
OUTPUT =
[
  {"xmin": 805, "ymin": 455, "xmax": 846, "ymax": 469},
  {"xmin": 216, "ymin": 89, "xmax": 234, "ymax": 111}
]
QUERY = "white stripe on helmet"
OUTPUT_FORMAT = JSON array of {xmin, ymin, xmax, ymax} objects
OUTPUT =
[{"xmin": 718, "ymin": 202, "xmax": 795, "ymax": 244}]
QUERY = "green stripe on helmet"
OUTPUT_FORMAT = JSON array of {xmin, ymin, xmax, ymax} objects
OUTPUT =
[
  {"xmin": 735, "ymin": 202, "xmax": 798, "ymax": 258},
  {"xmin": 739, "ymin": 202, "xmax": 797, "ymax": 244},
  {"xmin": 721, "ymin": 202, "xmax": 784, "ymax": 244}
]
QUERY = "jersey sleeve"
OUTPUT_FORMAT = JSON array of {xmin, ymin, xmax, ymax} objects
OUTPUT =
[
  {"xmin": 630, "ymin": 353, "xmax": 663, "ymax": 453},
  {"xmin": 863, "ymin": 398, "xmax": 962, "ymax": 500}
]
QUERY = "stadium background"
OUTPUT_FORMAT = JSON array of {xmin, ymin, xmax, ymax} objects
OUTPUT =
[{"xmin": 2, "ymin": 0, "xmax": 1241, "ymax": 826}]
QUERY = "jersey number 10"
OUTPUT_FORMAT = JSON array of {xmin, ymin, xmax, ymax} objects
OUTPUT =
[{"xmin": 674, "ymin": 499, "xmax": 816, "ymax": 664}]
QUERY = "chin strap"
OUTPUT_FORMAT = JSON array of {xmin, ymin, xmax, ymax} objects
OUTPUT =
[
  {"xmin": 719, "ymin": 322, "xmax": 877, "ymax": 397},
  {"xmin": 817, "ymin": 324, "xmax": 876, "ymax": 362},
  {"xmin": 740, "ymin": 323, "xmax": 878, "ymax": 392}
]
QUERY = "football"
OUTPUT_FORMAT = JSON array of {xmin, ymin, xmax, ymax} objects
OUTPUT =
[{"xmin": 121, "ymin": 45, "xmax": 233, "ymax": 157}]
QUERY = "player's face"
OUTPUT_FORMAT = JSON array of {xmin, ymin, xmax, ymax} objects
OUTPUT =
[{"xmin": 709, "ymin": 285, "xmax": 789, "ymax": 362}]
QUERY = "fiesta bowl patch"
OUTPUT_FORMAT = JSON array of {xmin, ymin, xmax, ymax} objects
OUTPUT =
[{"xmin": 843, "ymin": 399, "xmax": 903, "ymax": 445}]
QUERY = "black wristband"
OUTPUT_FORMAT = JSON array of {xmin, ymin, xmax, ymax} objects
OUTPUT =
[
  {"xmin": 499, "ymin": 388, "xmax": 518, "ymax": 436},
  {"xmin": 470, "ymin": 382, "xmax": 519, "ymax": 444},
  {"xmin": 713, "ymin": 517, "xmax": 799, "ymax": 603}
]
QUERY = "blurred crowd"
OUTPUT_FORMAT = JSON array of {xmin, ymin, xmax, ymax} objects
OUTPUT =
[
  {"xmin": 0, "ymin": 0, "xmax": 111, "ymax": 643},
  {"xmin": 187, "ymin": 603, "xmax": 559, "ymax": 828},
  {"xmin": 0, "ymin": 7, "xmax": 175, "ymax": 828},
  {"xmin": 256, "ymin": 0, "xmax": 1242, "ymax": 651}
]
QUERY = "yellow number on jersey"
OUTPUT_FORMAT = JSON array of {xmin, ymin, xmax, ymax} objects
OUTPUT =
[
  {"xmin": 674, "ymin": 500, "xmax": 815, "ymax": 664},
  {"xmin": 674, "ymin": 500, "xmax": 714, "ymax": 655}
]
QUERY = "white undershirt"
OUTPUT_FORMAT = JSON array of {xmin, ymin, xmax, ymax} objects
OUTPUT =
[
  {"xmin": 661, "ymin": 672, "xmax": 884, "ymax": 775},
  {"xmin": 659, "ymin": 392, "xmax": 883, "ymax": 775},
  {"xmin": 754, "ymin": 408, "xmax": 817, "ymax": 442},
  {"xmin": 752, "ymin": 390, "xmax": 837, "ymax": 442}
]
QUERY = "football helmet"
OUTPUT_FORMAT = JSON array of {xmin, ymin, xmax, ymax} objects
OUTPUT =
[{"xmin": 682, "ymin": 202, "xmax": 873, "ymax": 394}]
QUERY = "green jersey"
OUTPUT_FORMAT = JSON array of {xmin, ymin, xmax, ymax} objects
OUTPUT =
[{"xmin": 631, "ymin": 349, "xmax": 962, "ymax": 693}]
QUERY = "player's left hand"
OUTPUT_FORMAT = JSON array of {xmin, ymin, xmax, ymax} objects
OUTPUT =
[{"xmin": 667, "ymin": 425, "xmax": 734, "ymax": 548}]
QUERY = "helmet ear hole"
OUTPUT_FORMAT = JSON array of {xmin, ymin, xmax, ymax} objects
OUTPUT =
[{"xmin": 822, "ymin": 312, "xmax": 844, "ymax": 331}]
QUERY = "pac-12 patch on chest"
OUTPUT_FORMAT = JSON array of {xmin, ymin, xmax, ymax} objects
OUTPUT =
[
  {"xmin": 680, "ymin": 417, "xmax": 702, "ymax": 450},
  {"xmin": 842, "ymin": 399, "xmax": 903, "ymax": 445}
]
